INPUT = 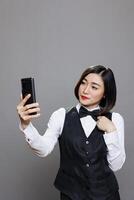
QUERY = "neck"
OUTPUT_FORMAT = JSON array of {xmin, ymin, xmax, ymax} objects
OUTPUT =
[{"xmin": 80, "ymin": 103, "xmax": 100, "ymax": 111}]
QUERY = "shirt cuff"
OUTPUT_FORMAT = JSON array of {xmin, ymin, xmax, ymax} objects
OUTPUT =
[
  {"xmin": 103, "ymin": 130, "xmax": 119, "ymax": 145},
  {"xmin": 19, "ymin": 122, "xmax": 39, "ymax": 144}
]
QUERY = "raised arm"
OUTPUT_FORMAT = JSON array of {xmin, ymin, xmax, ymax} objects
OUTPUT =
[{"xmin": 17, "ymin": 95, "xmax": 65, "ymax": 157}]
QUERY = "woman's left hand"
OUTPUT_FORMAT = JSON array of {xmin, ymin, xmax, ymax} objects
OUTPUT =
[{"xmin": 96, "ymin": 116, "xmax": 117, "ymax": 133}]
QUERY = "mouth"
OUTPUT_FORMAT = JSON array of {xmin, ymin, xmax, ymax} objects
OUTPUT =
[{"xmin": 80, "ymin": 95, "xmax": 90, "ymax": 100}]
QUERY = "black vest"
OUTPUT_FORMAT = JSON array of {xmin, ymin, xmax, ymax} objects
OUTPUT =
[{"xmin": 54, "ymin": 107, "xmax": 119, "ymax": 200}]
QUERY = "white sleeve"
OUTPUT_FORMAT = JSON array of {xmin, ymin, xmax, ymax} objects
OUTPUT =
[
  {"xmin": 20, "ymin": 108, "xmax": 66, "ymax": 157},
  {"xmin": 103, "ymin": 112, "xmax": 126, "ymax": 171}
]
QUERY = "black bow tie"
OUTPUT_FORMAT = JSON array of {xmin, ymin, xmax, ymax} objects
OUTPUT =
[{"xmin": 79, "ymin": 106, "xmax": 100, "ymax": 121}]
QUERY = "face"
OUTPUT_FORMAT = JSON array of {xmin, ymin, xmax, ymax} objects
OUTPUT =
[{"xmin": 78, "ymin": 73, "xmax": 105, "ymax": 109}]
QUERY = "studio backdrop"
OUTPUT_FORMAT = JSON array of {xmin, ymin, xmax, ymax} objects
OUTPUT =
[{"xmin": 0, "ymin": 0, "xmax": 133, "ymax": 199}]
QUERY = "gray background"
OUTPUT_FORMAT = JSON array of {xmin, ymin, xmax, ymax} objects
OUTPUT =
[{"xmin": 0, "ymin": 0, "xmax": 133, "ymax": 199}]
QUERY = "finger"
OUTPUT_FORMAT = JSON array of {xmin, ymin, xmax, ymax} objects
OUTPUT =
[
  {"xmin": 23, "ymin": 113, "xmax": 41, "ymax": 121},
  {"xmin": 96, "ymin": 121, "xmax": 100, "ymax": 126},
  {"xmin": 17, "ymin": 103, "xmax": 40, "ymax": 117},
  {"xmin": 30, "ymin": 113, "xmax": 41, "ymax": 119},
  {"xmin": 97, "ymin": 120, "xmax": 102, "ymax": 127},
  {"xmin": 25, "ymin": 107, "xmax": 40, "ymax": 115},
  {"xmin": 96, "ymin": 121, "xmax": 102, "ymax": 129},
  {"xmin": 25, "ymin": 102, "xmax": 39, "ymax": 110},
  {"xmin": 19, "ymin": 94, "xmax": 31, "ymax": 106},
  {"xmin": 17, "ymin": 104, "xmax": 25, "ymax": 114}
]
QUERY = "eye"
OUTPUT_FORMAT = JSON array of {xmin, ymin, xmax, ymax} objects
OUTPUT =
[
  {"xmin": 92, "ymin": 86, "xmax": 98, "ymax": 90},
  {"xmin": 81, "ymin": 80, "xmax": 86, "ymax": 84}
]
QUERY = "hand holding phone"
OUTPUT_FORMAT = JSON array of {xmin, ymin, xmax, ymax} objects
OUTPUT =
[{"xmin": 17, "ymin": 77, "xmax": 40, "ymax": 129}]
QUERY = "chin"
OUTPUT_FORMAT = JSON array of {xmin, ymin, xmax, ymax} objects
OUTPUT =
[
  {"xmin": 80, "ymin": 100, "xmax": 99, "ymax": 109},
  {"xmin": 80, "ymin": 101, "xmax": 90, "ymax": 106}
]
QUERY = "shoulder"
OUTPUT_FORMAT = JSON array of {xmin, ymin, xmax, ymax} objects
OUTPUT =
[
  {"xmin": 51, "ymin": 107, "xmax": 66, "ymax": 119},
  {"xmin": 50, "ymin": 106, "xmax": 76, "ymax": 120},
  {"xmin": 112, "ymin": 112, "xmax": 124, "ymax": 126},
  {"xmin": 47, "ymin": 108, "xmax": 66, "ymax": 130},
  {"xmin": 112, "ymin": 112, "xmax": 124, "ymax": 120},
  {"xmin": 48, "ymin": 107, "xmax": 75, "ymax": 132},
  {"xmin": 51, "ymin": 106, "xmax": 74, "ymax": 117}
]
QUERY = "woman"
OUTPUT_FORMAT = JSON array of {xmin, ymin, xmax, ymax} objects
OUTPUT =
[{"xmin": 17, "ymin": 65, "xmax": 126, "ymax": 200}]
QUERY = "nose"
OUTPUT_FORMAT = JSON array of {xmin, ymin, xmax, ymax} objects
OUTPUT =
[{"xmin": 83, "ymin": 84, "xmax": 90, "ymax": 94}]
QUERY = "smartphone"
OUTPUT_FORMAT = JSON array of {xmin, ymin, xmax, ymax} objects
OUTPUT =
[{"xmin": 21, "ymin": 77, "xmax": 37, "ymax": 114}]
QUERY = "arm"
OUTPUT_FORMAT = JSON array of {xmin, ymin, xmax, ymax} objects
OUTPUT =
[
  {"xmin": 103, "ymin": 113, "xmax": 126, "ymax": 171},
  {"xmin": 17, "ymin": 94, "xmax": 65, "ymax": 157},
  {"xmin": 20, "ymin": 108, "xmax": 65, "ymax": 157}
]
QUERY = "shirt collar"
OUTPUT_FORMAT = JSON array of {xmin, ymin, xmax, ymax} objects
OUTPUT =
[{"xmin": 76, "ymin": 102, "xmax": 100, "ymax": 113}]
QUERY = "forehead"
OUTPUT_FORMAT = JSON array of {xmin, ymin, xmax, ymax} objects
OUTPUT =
[{"xmin": 84, "ymin": 73, "xmax": 104, "ymax": 85}]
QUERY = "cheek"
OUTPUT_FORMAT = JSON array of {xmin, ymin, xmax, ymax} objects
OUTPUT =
[
  {"xmin": 92, "ymin": 90, "xmax": 104, "ymax": 100},
  {"xmin": 78, "ymin": 85, "xmax": 83, "ymax": 93}
]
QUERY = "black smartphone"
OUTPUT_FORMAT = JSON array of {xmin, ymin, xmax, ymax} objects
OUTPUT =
[{"xmin": 21, "ymin": 77, "xmax": 37, "ymax": 114}]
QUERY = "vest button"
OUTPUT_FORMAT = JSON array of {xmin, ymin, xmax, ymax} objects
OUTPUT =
[
  {"xmin": 86, "ymin": 163, "xmax": 90, "ymax": 167},
  {"xmin": 86, "ymin": 151, "xmax": 89, "ymax": 155},
  {"xmin": 86, "ymin": 140, "xmax": 89, "ymax": 144}
]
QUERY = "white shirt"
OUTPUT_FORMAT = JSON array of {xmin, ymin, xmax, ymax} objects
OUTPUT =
[{"xmin": 20, "ymin": 103, "xmax": 126, "ymax": 172}]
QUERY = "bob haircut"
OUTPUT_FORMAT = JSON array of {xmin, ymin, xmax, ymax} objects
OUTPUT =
[{"xmin": 74, "ymin": 65, "xmax": 117, "ymax": 114}]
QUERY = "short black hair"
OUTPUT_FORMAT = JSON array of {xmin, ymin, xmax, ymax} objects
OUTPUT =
[{"xmin": 74, "ymin": 65, "xmax": 117, "ymax": 114}]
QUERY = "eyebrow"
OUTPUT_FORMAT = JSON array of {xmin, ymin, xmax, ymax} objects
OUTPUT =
[
  {"xmin": 83, "ymin": 78, "xmax": 101, "ymax": 87},
  {"xmin": 91, "ymin": 82, "xmax": 101, "ymax": 87}
]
